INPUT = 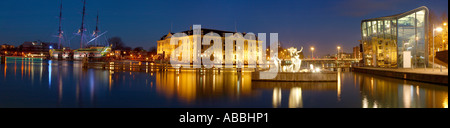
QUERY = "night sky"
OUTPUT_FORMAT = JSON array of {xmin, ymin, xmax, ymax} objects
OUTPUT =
[{"xmin": 0, "ymin": 0, "xmax": 448, "ymax": 57}]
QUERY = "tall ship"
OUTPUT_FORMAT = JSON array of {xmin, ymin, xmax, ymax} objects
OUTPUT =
[
  {"xmin": 51, "ymin": 0, "xmax": 111, "ymax": 60},
  {"xmin": 50, "ymin": 1, "xmax": 71, "ymax": 59}
]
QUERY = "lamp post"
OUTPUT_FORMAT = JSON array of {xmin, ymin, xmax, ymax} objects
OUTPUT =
[
  {"xmin": 311, "ymin": 47, "xmax": 315, "ymax": 59},
  {"xmin": 337, "ymin": 46, "xmax": 341, "ymax": 59},
  {"xmin": 337, "ymin": 46, "xmax": 341, "ymax": 68}
]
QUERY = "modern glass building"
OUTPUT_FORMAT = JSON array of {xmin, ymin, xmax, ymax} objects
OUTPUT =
[{"xmin": 361, "ymin": 6, "xmax": 429, "ymax": 68}]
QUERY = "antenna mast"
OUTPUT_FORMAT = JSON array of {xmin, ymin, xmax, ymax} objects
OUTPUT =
[
  {"xmin": 57, "ymin": 0, "xmax": 63, "ymax": 49},
  {"xmin": 79, "ymin": 0, "xmax": 86, "ymax": 48}
]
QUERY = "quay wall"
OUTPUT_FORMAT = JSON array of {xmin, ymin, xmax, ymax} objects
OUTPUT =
[
  {"xmin": 252, "ymin": 72, "xmax": 337, "ymax": 82},
  {"xmin": 352, "ymin": 67, "xmax": 448, "ymax": 85}
]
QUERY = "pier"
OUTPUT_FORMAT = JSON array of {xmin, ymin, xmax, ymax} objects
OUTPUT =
[
  {"xmin": 353, "ymin": 67, "xmax": 448, "ymax": 85},
  {"xmin": 251, "ymin": 71, "xmax": 338, "ymax": 82}
]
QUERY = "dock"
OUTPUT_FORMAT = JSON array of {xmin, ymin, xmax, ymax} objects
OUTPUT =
[
  {"xmin": 352, "ymin": 67, "xmax": 448, "ymax": 85},
  {"xmin": 251, "ymin": 71, "xmax": 337, "ymax": 82}
]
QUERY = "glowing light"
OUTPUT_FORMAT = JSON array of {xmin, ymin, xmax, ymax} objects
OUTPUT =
[
  {"xmin": 435, "ymin": 27, "xmax": 443, "ymax": 32},
  {"xmin": 444, "ymin": 22, "xmax": 447, "ymax": 26},
  {"xmin": 362, "ymin": 96, "xmax": 368, "ymax": 108},
  {"xmin": 315, "ymin": 68, "xmax": 320, "ymax": 72},
  {"xmin": 443, "ymin": 97, "xmax": 448, "ymax": 108}
]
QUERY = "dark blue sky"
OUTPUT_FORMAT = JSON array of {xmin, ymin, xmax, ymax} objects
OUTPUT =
[{"xmin": 0, "ymin": 0, "xmax": 448, "ymax": 56}]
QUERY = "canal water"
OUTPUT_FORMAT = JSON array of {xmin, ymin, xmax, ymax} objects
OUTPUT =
[{"xmin": 0, "ymin": 58, "xmax": 447, "ymax": 108}]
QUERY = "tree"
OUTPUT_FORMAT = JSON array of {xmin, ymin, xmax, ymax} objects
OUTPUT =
[
  {"xmin": 148, "ymin": 46, "xmax": 157, "ymax": 53},
  {"xmin": 133, "ymin": 47, "xmax": 144, "ymax": 52},
  {"xmin": 123, "ymin": 47, "xmax": 132, "ymax": 51},
  {"xmin": 108, "ymin": 37, "xmax": 125, "ymax": 50}
]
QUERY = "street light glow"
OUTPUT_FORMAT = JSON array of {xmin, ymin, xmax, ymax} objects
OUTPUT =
[
  {"xmin": 444, "ymin": 22, "xmax": 447, "ymax": 26},
  {"xmin": 435, "ymin": 27, "xmax": 443, "ymax": 32},
  {"xmin": 310, "ymin": 47, "xmax": 314, "ymax": 51}
]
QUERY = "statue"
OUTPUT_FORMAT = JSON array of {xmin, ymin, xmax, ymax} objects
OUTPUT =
[
  {"xmin": 273, "ymin": 55, "xmax": 282, "ymax": 72},
  {"xmin": 286, "ymin": 47, "xmax": 303, "ymax": 72}
]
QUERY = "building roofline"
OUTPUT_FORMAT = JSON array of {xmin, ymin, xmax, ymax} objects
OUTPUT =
[
  {"xmin": 159, "ymin": 28, "xmax": 257, "ymax": 40},
  {"xmin": 361, "ymin": 6, "xmax": 429, "ymax": 22}
]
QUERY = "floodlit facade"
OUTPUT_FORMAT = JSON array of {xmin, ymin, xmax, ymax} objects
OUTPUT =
[
  {"xmin": 361, "ymin": 6, "xmax": 429, "ymax": 68},
  {"xmin": 157, "ymin": 28, "xmax": 263, "ymax": 65}
]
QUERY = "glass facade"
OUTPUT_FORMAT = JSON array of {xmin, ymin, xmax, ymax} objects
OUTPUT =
[{"xmin": 361, "ymin": 6, "xmax": 429, "ymax": 68}]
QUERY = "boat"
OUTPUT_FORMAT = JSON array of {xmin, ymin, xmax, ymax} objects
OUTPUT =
[
  {"xmin": 73, "ymin": 46, "xmax": 111, "ymax": 60},
  {"xmin": 50, "ymin": 48, "xmax": 73, "ymax": 59}
]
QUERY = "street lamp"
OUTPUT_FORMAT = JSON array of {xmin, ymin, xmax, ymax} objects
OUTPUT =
[
  {"xmin": 310, "ymin": 47, "xmax": 315, "ymax": 59},
  {"xmin": 432, "ymin": 25, "xmax": 443, "ymax": 71},
  {"xmin": 337, "ymin": 46, "xmax": 341, "ymax": 68}
]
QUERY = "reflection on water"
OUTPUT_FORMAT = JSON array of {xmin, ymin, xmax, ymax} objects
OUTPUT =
[
  {"xmin": 289, "ymin": 87, "xmax": 303, "ymax": 108},
  {"xmin": 358, "ymin": 73, "xmax": 448, "ymax": 108},
  {"xmin": 253, "ymin": 81, "xmax": 337, "ymax": 108},
  {"xmin": 155, "ymin": 70, "xmax": 252, "ymax": 103},
  {"xmin": 272, "ymin": 88, "xmax": 281, "ymax": 108},
  {"xmin": 0, "ymin": 58, "xmax": 447, "ymax": 108}
]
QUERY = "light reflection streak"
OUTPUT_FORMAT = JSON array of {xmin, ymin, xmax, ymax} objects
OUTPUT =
[
  {"xmin": 48, "ymin": 60, "xmax": 52, "ymax": 88},
  {"xmin": 14, "ymin": 59, "xmax": 16, "ymax": 76},
  {"xmin": 39, "ymin": 62, "xmax": 42, "ymax": 83},
  {"xmin": 109, "ymin": 70, "xmax": 113, "ymax": 92},
  {"xmin": 89, "ymin": 70, "xmax": 95, "ymax": 103},
  {"xmin": 3, "ymin": 59, "xmax": 6, "ymax": 78},
  {"xmin": 28, "ymin": 59, "xmax": 30, "ymax": 78},
  {"xmin": 289, "ymin": 87, "xmax": 303, "ymax": 108},
  {"xmin": 58, "ymin": 73, "xmax": 63, "ymax": 104},
  {"xmin": 31, "ymin": 59, "xmax": 34, "ymax": 84},
  {"xmin": 362, "ymin": 96, "xmax": 368, "ymax": 108},
  {"xmin": 21, "ymin": 59, "xmax": 23, "ymax": 79},
  {"xmin": 402, "ymin": 84, "xmax": 413, "ymax": 108},
  {"xmin": 337, "ymin": 71, "xmax": 341, "ymax": 101},
  {"xmin": 272, "ymin": 88, "xmax": 281, "ymax": 108},
  {"xmin": 443, "ymin": 97, "xmax": 448, "ymax": 108}
]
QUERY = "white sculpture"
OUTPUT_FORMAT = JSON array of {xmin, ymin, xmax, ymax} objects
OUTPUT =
[
  {"xmin": 273, "ymin": 55, "xmax": 282, "ymax": 72},
  {"xmin": 286, "ymin": 47, "xmax": 303, "ymax": 72}
]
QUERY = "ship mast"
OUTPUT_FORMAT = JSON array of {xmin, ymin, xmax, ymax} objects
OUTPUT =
[
  {"xmin": 94, "ymin": 11, "xmax": 99, "ymax": 46},
  {"xmin": 79, "ymin": 0, "xmax": 86, "ymax": 48},
  {"xmin": 57, "ymin": 0, "xmax": 63, "ymax": 49}
]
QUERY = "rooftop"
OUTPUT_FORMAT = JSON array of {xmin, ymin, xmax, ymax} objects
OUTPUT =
[{"xmin": 361, "ymin": 6, "xmax": 429, "ymax": 22}]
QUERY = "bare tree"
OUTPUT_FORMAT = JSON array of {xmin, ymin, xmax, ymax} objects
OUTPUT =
[{"xmin": 108, "ymin": 37, "xmax": 125, "ymax": 50}]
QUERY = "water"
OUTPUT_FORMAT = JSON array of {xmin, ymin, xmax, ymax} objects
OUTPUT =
[{"xmin": 0, "ymin": 58, "xmax": 447, "ymax": 108}]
